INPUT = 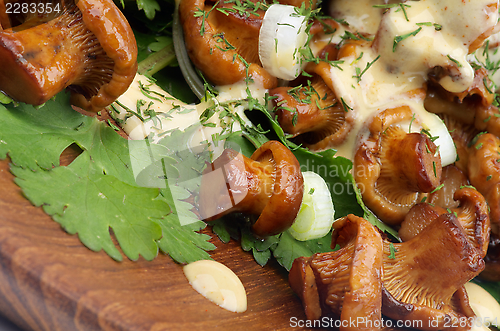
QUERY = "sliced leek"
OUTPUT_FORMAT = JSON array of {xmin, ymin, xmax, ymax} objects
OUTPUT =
[
  {"xmin": 258, "ymin": 4, "xmax": 308, "ymax": 81},
  {"xmin": 409, "ymin": 112, "xmax": 457, "ymax": 167},
  {"xmin": 288, "ymin": 171, "xmax": 335, "ymax": 241}
]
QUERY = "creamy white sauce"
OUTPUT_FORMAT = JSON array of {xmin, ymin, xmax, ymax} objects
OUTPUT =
[
  {"xmin": 183, "ymin": 260, "xmax": 247, "ymax": 313},
  {"xmin": 464, "ymin": 282, "xmax": 500, "ymax": 331},
  {"xmin": 472, "ymin": 39, "xmax": 500, "ymax": 91},
  {"xmin": 312, "ymin": 0, "xmax": 498, "ymax": 161},
  {"xmin": 112, "ymin": 74, "xmax": 266, "ymax": 158},
  {"xmin": 323, "ymin": 42, "xmax": 456, "ymax": 163},
  {"xmin": 329, "ymin": 0, "xmax": 398, "ymax": 35},
  {"xmin": 375, "ymin": 0, "xmax": 497, "ymax": 94}
]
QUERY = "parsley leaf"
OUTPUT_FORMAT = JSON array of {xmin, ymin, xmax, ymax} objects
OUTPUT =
[
  {"xmin": 135, "ymin": 0, "xmax": 161, "ymax": 20},
  {"xmin": 12, "ymin": 153, "xmax": 166, "ymax": 261},
  {"xmin": 0, "ymin": 94, "xmax": 216, "ymax": 263}
]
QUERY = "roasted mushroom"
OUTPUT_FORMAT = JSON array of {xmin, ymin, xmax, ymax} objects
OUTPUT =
[
  {"xmin": 354, "ymin": 107, "xmax": 442, "ymax": 225},
  {"xmin": 289, "ymin": 214, "xmax": 383, "ymax": 329},
  {"xmin": 0, "ymin": 0, "xmax": 137, "ymax": 112},
  {"xmin": 399, "ymin": 187, "xmax": 490, "ymax": 257},
  {"xmin": 198, "ymin": 140, "xmax": 304, "ymax": 237},
  {"xmin": 271, "ymin": 74, "xmax": 353, "ymax": 150},
  {"xmin": 290, "ymin": 213, "xmax": 485, "ymax": 330},
  {"xmin": 178, "ymin": 0, "xmax": 277, "ymax": 88},
  {"xmin": 383, "ymin": 213, "xmax": 483, "ymax": 331},
  {"xmin": 468, "ymin": 132, "xmax": 500, "ymax": 235}
]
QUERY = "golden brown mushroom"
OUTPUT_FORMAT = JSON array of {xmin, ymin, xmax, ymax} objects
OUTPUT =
[
  {"xmin": 178, "ymin": 0, "xmax": 277, "ymax": 88},
  {"xmin": 198, "ymin": 140, "xmax": 304, "ymax": 237},
  {"xmin": 353, "ymin": 107, "xmax": 442, "ymax": 225},
  {"xmin": 468, "ymin": 132, "xmax": 500, "ymax": 235},
  {"xmin": 271, "ymin": 74, "xmax": 353, "ymax": 150},
  {"xmin": 399, "ymin": 187, "xmax": 490, "ymax": 257},
  {"xmin": 290, "ymin": 212, "xmax": 485, "ymax": 330},
  {"xmin": 0, "ymin": 0, "xmax": 137, "ymax": 112},
  {"xmin": 383, "ymin": 213, "xmax": 483, "ymax": 331},
  {"xmin": 289, "ymin": 214, "xmax": 383, "ymax": 329}
]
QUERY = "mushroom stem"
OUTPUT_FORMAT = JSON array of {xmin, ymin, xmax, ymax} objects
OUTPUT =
[{"xmin": 179, "ymin": 0, "xmax": 277, "ymax": 88}]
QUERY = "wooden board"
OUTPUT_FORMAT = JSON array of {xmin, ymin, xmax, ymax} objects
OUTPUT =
[{"xmin": 0, "ymin": 155, "xmax": 312, "ymax": 331}]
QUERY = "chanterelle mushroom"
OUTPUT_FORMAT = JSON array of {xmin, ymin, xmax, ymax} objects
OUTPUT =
[
  {"xmin": 178, "ymin": 0, "xmax": 277, "ymax": 88},
  {"xmin": 383, "ymin": 213, "xmax": 484, "ymax": 331},
  {"xmin": 198, "ymin": 140, "xmax": 304, "ymax": 237},
  {"xmin": 271, "ymin": 74, "xmax": 353, "ymax": 150},
  {"xmin": 354, "ymin": 107, "xmax": 442, "ymax": 225},
  {"xmin": 399, "ymin": 187, "xmax": 490, "ymax": 257},
  {"xmin": 289, "ymin": 212, "xmax": 485, "ymax": 331},
  {"xmin": 288, "ymin": 214, "xmax": 383, "ymax": 329},
  {"xmin": 0, "ymin": 0, "xmax": 138, "ymax": 112}
]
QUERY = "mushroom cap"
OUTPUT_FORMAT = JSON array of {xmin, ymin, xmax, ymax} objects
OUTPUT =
[
  {"xmin": 425, "ymin": 69, "xmax": 500, "ymax": 139},
  {"xmin": 383, "ymin": 213, "xmax": 484, "ymax": 330},
  {"xmin": 0, "ymin": 0, "xmax": 10, "ymax": 30},
  {"xmin": 0, "ymin": 0, "xmax": 137, "ymax": 111},
  {"xmin": 70, "ymin": 0, "xmax": 138, "ymax": 112},
  {"xmin": 198, "ymin": 140, "xmax": 304, "ymax": 237},
  {"xmin": 288, "ymin": 256, "xmax": 322, "ymax": 320},
  {"xmin": 400, "ymin": 187, "xmax": 490, "ymax": 257},
  {"xmin": 249, "ymin": 141, "xmax": 304, "ymax": 237},
  {"xmin": 399, "ymin": 203, "xmax": 447, "ymax": 242}
]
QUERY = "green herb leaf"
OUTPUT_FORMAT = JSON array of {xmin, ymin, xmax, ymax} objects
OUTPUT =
[
  {"xmin": 393, "ymin": 27, "xmax": 422, "ymax": 52},
  {"xmin": 12, "ymin": 154, "xmax": 166, "ymax": 261},
  {"xmin": 272, "ymin": 230, "xmax": 333, "ymax": 271},
  {"xmin": 0, "ymin": 93, "xmax": 216, "ymax": 263}
]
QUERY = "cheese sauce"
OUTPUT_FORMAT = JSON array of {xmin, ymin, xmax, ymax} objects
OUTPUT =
[{"xmin": 329, "ymin": 0, "xmax": 398, "ymax": 35}]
